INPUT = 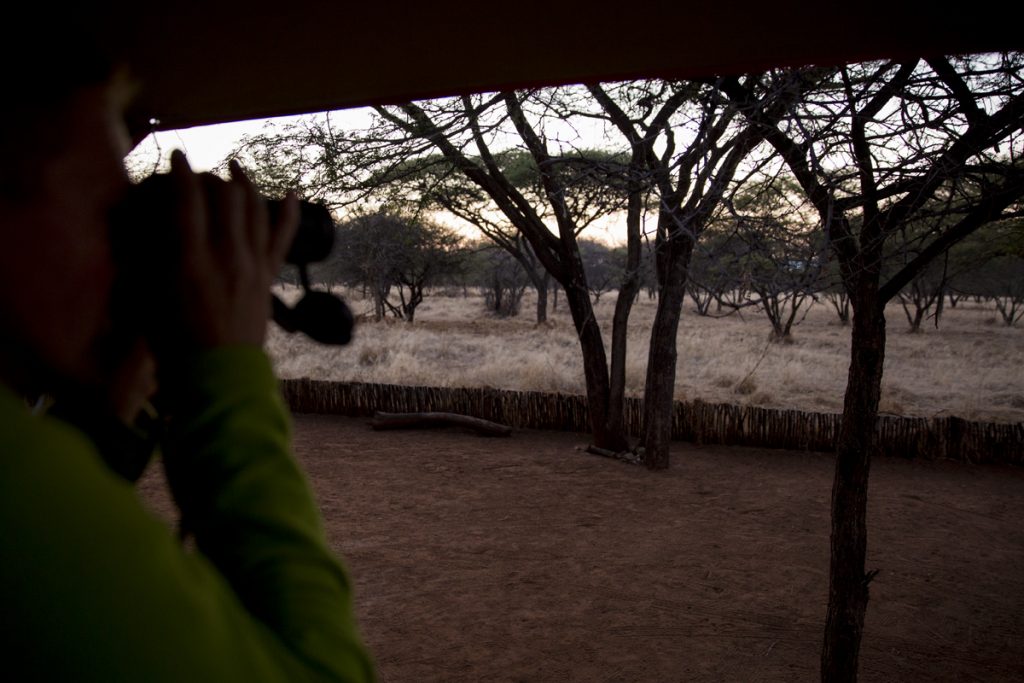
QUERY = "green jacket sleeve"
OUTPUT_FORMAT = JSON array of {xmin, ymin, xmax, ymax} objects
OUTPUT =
[{"xmin": 0, "ymin": 346, "xmax": 375, "ymax": 682}]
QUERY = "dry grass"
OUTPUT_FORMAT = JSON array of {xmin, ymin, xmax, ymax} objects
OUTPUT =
[{"xmin": 266, "ymin": 286, "xmax": 1024, "ymax": 424}]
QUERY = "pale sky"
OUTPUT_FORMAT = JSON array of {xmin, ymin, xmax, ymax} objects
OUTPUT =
[
  {"xmin": 128, "ymin": 118, "xmax": 274, "ymax": 173},
  {"xmin": 127, "ymin": 108, "xmax": 376, "ymax": 174},
  {"xmin": 124, "ymin": 105, "xmax": 634, "ymax": 245}
]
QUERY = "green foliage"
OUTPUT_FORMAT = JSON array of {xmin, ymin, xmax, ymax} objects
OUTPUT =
[
  {"xmin": 463, "ymin": 243, "xmax": 531, "ymax": 317},
  {"xmin": 319, "ymin": 211, "xmax": 465, "ymax": 321}
]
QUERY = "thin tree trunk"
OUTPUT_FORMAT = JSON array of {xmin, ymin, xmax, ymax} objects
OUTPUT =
[
  {"xmin": 564, "ymin": 281, "xmax": 628, "ymax": 452},
  {"xmin": 640, "ymin": 237, "xmax": 693, "ymax": 470},
  {"xmin": 608, "ymin": 186, "xmax": 644, "ymax": 446},
  {"xmin": 536, "ymin": 271, "xmax": 549, "ymax": 323},
  {"xmin": 821, "ymin": 294, "xmax": 886, "ymax": 683}
]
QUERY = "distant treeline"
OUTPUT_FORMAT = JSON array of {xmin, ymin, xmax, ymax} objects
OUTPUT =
[{"xmin": 280, "ymin": 379, "xmax": 1023, "ymax": 467}]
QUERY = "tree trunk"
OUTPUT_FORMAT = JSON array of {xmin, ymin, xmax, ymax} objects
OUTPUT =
[
  {"xmin": 536, "ymin": 271, "xmax": 549, "ymax": 324},
  {"xmin": 640, "ymin": 237, "xmax": 693, "ymax": 470},
  {"xmin": 828, "ymin": 292, "xmax": 851, "ymax": 326},
  {"xmin": 373, "ymin": 279, "xmax": 390, "ymax": 321},
  {"xmin": 608, "ymin": 187, "xmax": 644, "ymax": 448},
  {"xmin": 564, "ymin": 280, "xmax": 628, "ymax": 452},
  {"xmin": 490, "ymin": 276, "xmax": 503, "ymax": 315},
  {"xmin": 821, "ymin": 295, "xmax": 886, "ymax": 683}
]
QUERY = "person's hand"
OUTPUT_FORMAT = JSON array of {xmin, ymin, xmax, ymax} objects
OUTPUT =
[
  {"xmin": 105, "ymin": 337, "xmax": 158, "ymax": 425},
  {"xmin": 153, "ymin": 150, "xmax": 299, "ymax": 363},
  {"xmin": 43, "ymin": 335, "xmax": 160, "ymax": 483}
]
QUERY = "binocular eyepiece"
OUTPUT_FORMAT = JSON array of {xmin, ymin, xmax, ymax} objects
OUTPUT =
[
  {"xmin": 112, "ymin": 172, "xmax": 354, "ymax": 346},
  {"xmin": 267, "ymin": 199, "xmax": 335, "ymax": 267}
]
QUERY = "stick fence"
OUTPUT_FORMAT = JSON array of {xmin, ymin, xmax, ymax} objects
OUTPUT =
[{"xmin": 280, "ymin": 378, "xmax": 1023, "ymax": 466}]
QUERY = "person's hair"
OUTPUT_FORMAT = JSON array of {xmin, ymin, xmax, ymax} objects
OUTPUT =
[{"xmin": 1, "ymin": 18, "xmax": 125, "ymax": 200}]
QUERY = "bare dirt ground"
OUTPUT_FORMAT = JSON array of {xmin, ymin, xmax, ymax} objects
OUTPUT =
[{"xmin": 139, "ymin": 414, "xmax": 1024, "ymax": 681}]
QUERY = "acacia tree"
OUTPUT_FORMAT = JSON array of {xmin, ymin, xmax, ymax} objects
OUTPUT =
[
  {"xmin": 420, "ymin": 80, "xmax": 792, "ymax": 465},
  {"xmin": 578, "ymin": 239, "xmax": 625, "ymax": 304},
  {"xmin": 373, "ymin": 151, "xmax": 537, "ymax": 323},
  {"xmin": 735, "ymin": 217, "xmax": 825, "ymax": 340},
  {"xmin": 953, "ymin": 219, "xmax": 1024, "ymax": 325},
  {"xmin": 893, "ymin": 255, "xmax": 951, "ymax": 332},
  {"xmin": 367, "ymin": 92, "xmax": 641, "ymax": 450},
  {"xmin": 822, "ymin": 269, "xmax": 852, "ymax": 324},
  {"xmin": 326, "ymin": 211, "xmax": 464, "ymax": 322},
  {"xmin": 588, "ymin": 76, "xmax": 815, "ymax": 467},
  {"xmin": 986, "ymin": 254, "xmax": 1024, "ymax": 324},
  {"xmin": 725, "ymin": 176, "xmax": 827, "ymax": 340},
  {"xmin": 392, "ymin": 147, "xmax": 630, "ymax": 323},
  {"xmin": 685, "ymin": 226, "xmax": 751, "ymax": 316},
  {"xmin": 234, "ymin": 79, "xmax": 813, "ymax": 464},
  {"xmin": 361, "ymin": 84, "xmax": 768, "ymax": 459},
  {"xmin": 464, "ymin": 240, "xmax": 533, "ymax": 317},
  {"xmin": 895, "ymin": 189, "xmax": 1024, "ymax": 331},
  {"xmin": 721, "ymin": 53, "xmax": 1024, "ymax": 682},
  {"xmin": 230, "ymin": 90, "xmax": 641, "ymax": 449}
]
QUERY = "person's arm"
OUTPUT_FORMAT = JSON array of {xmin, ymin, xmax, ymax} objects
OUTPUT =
[
  {"xmin": 0, "ymin": 364, "xmax": 373, "ymax": 681},
  {"xmin": 163, "ymin": 345, "xmax": 375, "ymax": 680}
]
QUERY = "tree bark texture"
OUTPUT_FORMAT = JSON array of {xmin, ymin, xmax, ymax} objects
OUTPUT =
[
  {"xmin": 564, "ymin": 281, "xmax": 628, "ymax": 452},
  {"xmin": 640, "ymin": 237, "xmax": 694, "ymax": 469},
  {"xmin": 535, "ymin": 276, "xmax": 549, "ymax": 324},
  {"xmin": 821, "ymin": 298, "xmax": 886, "ymax": 683},
  {"xmin": 607, "ymin": 185, "xmax": 644, "ymax": 445}
]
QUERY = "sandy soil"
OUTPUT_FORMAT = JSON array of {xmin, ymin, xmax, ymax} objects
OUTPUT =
[{"xmin": 138, "ymin": 414, "xmax": 1024, "ymax": 681}]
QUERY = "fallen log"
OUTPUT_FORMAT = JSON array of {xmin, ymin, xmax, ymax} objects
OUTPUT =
[
  {"xmin": 584, "ymin": 444, "xmax": 644, "ymax": 466},
  {"xmin": 371, "ymin": 411, "xmax": 512, "ymax": 437}
]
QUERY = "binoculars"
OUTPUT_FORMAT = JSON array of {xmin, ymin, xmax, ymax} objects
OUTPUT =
[{"xmin": 113, "ymin": 172, "xmax": 354, "ymax": 346}]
